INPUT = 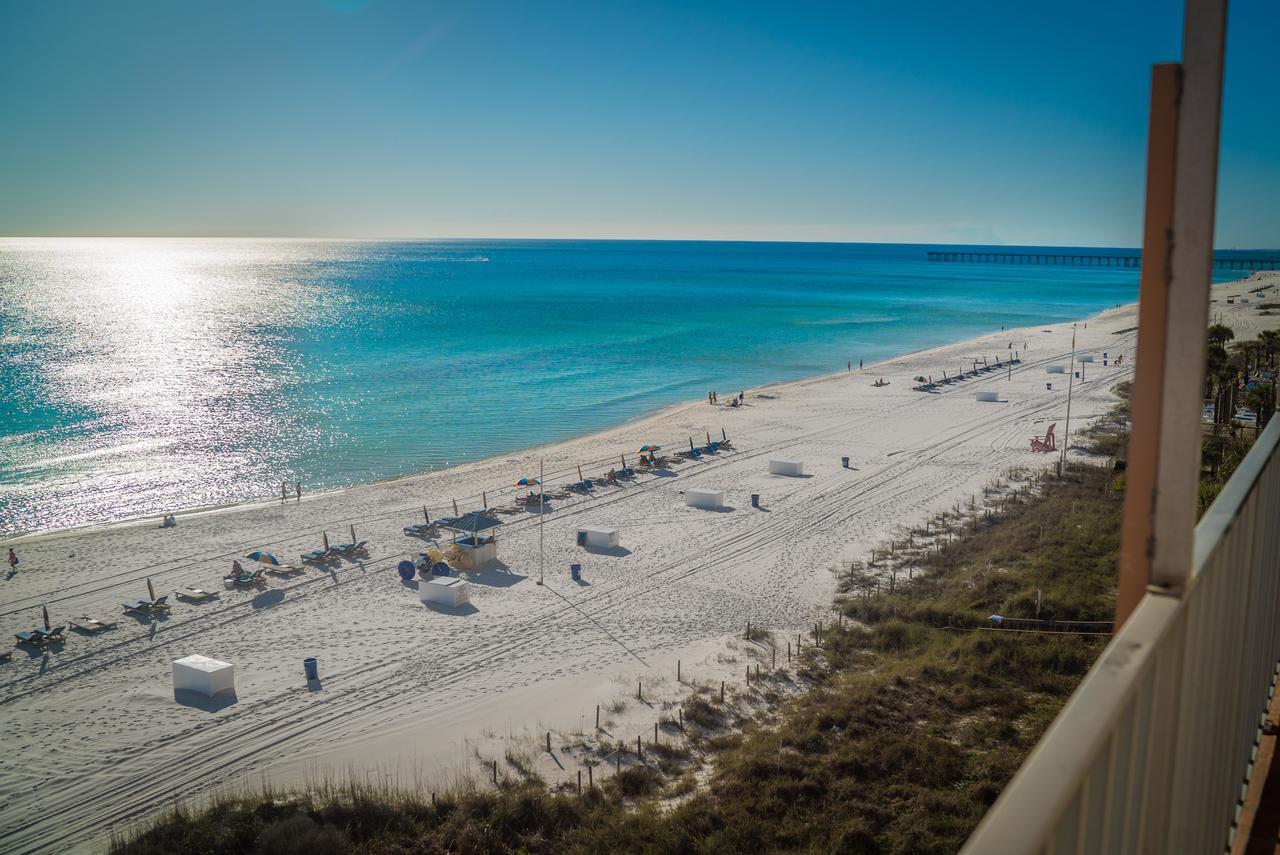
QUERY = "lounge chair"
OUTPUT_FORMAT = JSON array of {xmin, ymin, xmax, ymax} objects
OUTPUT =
[
  {"xmin": 175, "ymin": 587, "xmax": 218, "ymax": 602},
  {"xmin": 1030, "ymin": 423, "xmax": 1057, "ymax": 453},
  {"xmin": 331, "ymin": 541, "xmax": 366, "ymax": 556},
  {"xmin": 301, "ymin": 549, "xmax": 331, "ymax": 564},
  {"xmin": 404, "ymin": 523, "xmax": 439, "ymax": 538},
  {"xmin": 675, "ymin": 449, "xmax": 702, "ymax": 461},
  {"xmin": 226, "ymin": 569, "xmax": 265, "ymax": 587},
  {"xmin": 123, "ymin": 598, "xmax": 170, "ymax": 615},
  {"xmin": 17, "ymin": 626, "xmax": 65, "ymax": 645},
  {"xmin": 71, "ymin": 616, "xmax": 116, "ymax": 633}
]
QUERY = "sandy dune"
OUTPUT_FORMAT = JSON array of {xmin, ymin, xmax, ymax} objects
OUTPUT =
[{"xmin": 1, "ymin": 274, "xmax": 1274, "ymax": 853}]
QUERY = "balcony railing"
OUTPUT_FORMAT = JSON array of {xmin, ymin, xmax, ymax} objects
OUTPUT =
[{"xmin": 962, "ymin": 416, "xmax": 1280, "ymax": 854}]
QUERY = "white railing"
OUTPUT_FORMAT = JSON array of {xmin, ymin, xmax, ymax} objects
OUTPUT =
[{"xmin": 962, "ymin": 416, "xmax": 1280, "ymax": 855}]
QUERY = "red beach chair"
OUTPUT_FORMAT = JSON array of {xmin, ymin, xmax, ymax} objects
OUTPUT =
[{"xmin": 1030, "ymin": 423, "xmax": 1057, "ymax": 453}]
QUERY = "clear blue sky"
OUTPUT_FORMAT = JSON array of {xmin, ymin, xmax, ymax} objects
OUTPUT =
[{"xmin": 0, "ymin": 0, "xmax": 1276, "ymax": 247}]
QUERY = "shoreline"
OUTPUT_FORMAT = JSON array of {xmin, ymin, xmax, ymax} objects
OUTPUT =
[{"xmin": 1, "ymin": 299, "xmax": 1134, "ymax": 547}]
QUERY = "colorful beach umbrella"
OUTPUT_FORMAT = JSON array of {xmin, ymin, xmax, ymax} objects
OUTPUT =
[
  {"xmin": 247, "ymin": 550, "xmax": 280, "ymax": 565},
  {"xmin": 637, "ymin": 444, "xmax": 661, "ymax": 453},
  {"xmin": 514, "ymin": 477, "xmax": 541, "ymax": 487}
]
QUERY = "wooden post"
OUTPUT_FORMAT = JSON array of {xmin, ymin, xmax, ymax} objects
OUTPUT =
[
  {"xmin": 493, "ymin": 760, "xmax": 498, "ymax": 784},
  {"xmin": 720, "ymin": 680, "xmax": 725, "ymax": 703},
  {"xmin": 596, "ymin": 704, "xmax": 600, "ymax": 730},
  {"xmin": 787, "ymin": 641, "xmax": 791, "ymax": 662},
  {"xmin": 679, "ymin": 708, "xmax": 683, "ymax": 729},
  {"xmin": 1118, "ymin": 2, "xmax": 1226, "ymax": 625},
  {"xmin": 637, "ymin": 679, "xmax": 642, "ymax": 701},
  {"xmin": 637, "ymin": 735, "xmax": 642, "ymax": 761},
  {"xmin": 546, "ymin": 731, "xmax": 552, "ymax": 753},
  {"xmin": 654, "ymin": 721, "xmax": 659, "ymax": 744},
  {"xmin": 588, "ymin": 764, "xmax": 593, "ymax": 788},
  {"xmin": 677, "ymin": 659, "xmax": 681, "ymax": 682}
]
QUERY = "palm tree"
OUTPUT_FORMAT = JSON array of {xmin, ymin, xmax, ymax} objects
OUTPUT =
[
  {"xmin": 1259, "ymin": 330, "xmax": 1280, "ymax": 371},
  {"xmin": 1208, "ymin": 323, "xmax": 1235, "ymax": 348}
]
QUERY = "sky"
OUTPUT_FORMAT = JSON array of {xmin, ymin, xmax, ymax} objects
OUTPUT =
[{"xmin": 0, "ymin": 0, "xmax": 1276, "ymax": 247}]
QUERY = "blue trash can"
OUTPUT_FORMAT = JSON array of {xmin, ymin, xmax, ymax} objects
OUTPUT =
[
  {"xmin": 304, "ymin": 657, "xmax": 318, "ymax": 681},
  {"xmin": 751, "ymin": 494, "xmax": 760, "ymax": 508},
  {"xmin": 841, "ymin": 456, "xmax": 849, "ymax": 468},
  {"xmin": 576, "ymin": 530, "xmax": 586, "ymax": 546},
  {"xmin": 397, "ymin": 560, "xmax": 415, "ymax": 580},
  {"xmin": 433, "ymin": 562, "xmax": 450, "ymax": 576},
  {"xmin": 570, "ymin": 563, "xmax": 581, "ymax": 582}
]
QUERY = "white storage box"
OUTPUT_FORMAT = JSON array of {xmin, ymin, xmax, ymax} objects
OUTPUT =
[
  {"xmin": 173, "ymin": 654, "xmax": 235, "ymax": 698},
  {"xmin": 974, "ymin": 391, "xmax": 1000, "ymax": 402},
  {"xmin": 1046, "ymin": 365, "xmax": 1066, "ymax": 374},
  {"xmin": 767, "ymin": 460, "xmax": 804, "ymax": 476},
  {"xmin": 685, "ymin": 488, "xmax": 725, "ymax": 509},
  {"xmin": 419, "ymin": 577, "xmax": 472, "ymax": 608},
  {"xmin": 1078, "ymin": 355, "xmax": 1095, "ymax": 363},
  {"xmin": 577, "ymin": 527, "xmax": 620, "ymax": 549}
]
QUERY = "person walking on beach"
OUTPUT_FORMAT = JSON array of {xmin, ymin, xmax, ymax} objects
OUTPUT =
[
  {"xmin": 7, "ymin": 548, "xmax": 17, "ymax": 574},
  {"xmin": 295, "ymin": 481, "xmax": 301, "ymax": 503},
  {"xmin": 859, "ymin": 359, "xmax": 863, "ymax": 370},
  {"xmin": 280, "ymin": 481, "xmax": 286, "ymax": 504}
]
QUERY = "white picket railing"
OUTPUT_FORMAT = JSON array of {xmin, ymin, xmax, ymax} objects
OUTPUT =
[{"xmin": 962, "ymin": 416, "xmax": 1280, "ymax": 854}]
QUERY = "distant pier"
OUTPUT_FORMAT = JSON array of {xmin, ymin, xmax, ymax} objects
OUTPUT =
[{"xmin": 926, "ymin": 251, "xmax": 1279, "ymax": 271}]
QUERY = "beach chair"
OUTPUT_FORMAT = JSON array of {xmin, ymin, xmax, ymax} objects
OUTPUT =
[
  {"xmin": 70, "ymin": 616, "xmax": 116, "ymax": 634},
  {"xmin": 175, "ymin": 587, "xmax": 218, "ymax": 602},
  {"xmin": 123, "ymin": 598, "xmax": 170, "ymax": 615},
  {"xmin": 1030, "ymin": 423, "xmax": 1057, "ymax": 453},
  {"xmin": 229, "ymin": 569, "xmax": 265, "ymax": 587},
  {"xmin": 404, "ymin": 523, "xmax": 439, "ymax": 538},
  {"xmin": 17, "ymin": 626, "xmax": 65, "ymax": 645},
  {"xmin": 336, "ymin": 540, "xmax": 367, "ymax": 556},
  {"xmin": 301, "ymin": 549, "xmax": 331, "ymax": 564}
]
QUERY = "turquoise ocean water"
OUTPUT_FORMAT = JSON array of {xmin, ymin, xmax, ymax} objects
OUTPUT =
[{"xmin": 0, "ymin": 239, "xmax": 1251, "ymax": 537}]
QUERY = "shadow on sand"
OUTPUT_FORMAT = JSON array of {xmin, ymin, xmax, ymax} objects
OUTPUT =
[
  {"xmin": 581, "ymin": 544, "xmax": 632, "ymax": 557},
  {"xmin": 463, "ymin": 562, "xmax": 527, "ymax": 588},
  {"xmin": 251, "ymin": 590, "xmax": 285, "ymax": 609},
  {"xmin": 174, "ymin": 689, "xmax": 238, "ymax": 711}
]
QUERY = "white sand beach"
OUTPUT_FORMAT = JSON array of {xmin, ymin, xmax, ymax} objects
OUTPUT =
[{"xmin": 1, "ymin": 274, "xmax": 1275, "ymax": 854}]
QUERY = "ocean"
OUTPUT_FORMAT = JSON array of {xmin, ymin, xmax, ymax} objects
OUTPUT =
[{"xmin": 0, "ymin": 238, "xmax": 1246, "ymax": 537}]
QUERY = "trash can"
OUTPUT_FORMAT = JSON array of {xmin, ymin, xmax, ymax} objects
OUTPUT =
[
  {"xmin": 576, "ymin": 531, "xmax": 587, "ymax": 546},
  {"xmin": 841, "ymin": 456, "xmax": 849, "ymax": 468},
  {"xmin": 751, "ymin": 494, "xmax": 760, "ymax": 508},
  {"xmin": 570, "ymin": 563, "xmax": 581, "ymax": 582},
  {"xmin": 432, "ymin": 562, "xmax": 450, "ymax": 576},
  {"xmin": 1046, "ymin": 382, "xmax": 1052, "ymax": 390},
  {"xmin": 304, "ymin": 657, "xmax": 318, "ymax": 681},
  {"xmin": 397, "ymin": 560, "xmax": 416, "ymax": 580}
]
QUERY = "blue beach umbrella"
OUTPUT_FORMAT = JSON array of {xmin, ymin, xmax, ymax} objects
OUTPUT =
[
  {"xmin": 514, "ymin": 477, "xmax": 540, "ymax": 487},
  {"xmin": 248, "ymin": 550, "xmax": 280, "ymax": 565}
]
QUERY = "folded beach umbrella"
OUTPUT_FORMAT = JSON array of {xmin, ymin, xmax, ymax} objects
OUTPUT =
[
  {"xmin": 43, "ymin": 605, "xmax": 50, "ymax": 631},
  {"xmin": 322, "ymin": 531, "xmax": 330, "ymax": 551},
  {"xmin": 147, "ymin": 577, "xmax": 156, "ymax": 601},
  {"xmin": 514, "ymin": 477, "xmax": 541, "ymax": 487},
  {"xmin": 247, "ymin": 550, "xmax": 280, "ymax": 565}
]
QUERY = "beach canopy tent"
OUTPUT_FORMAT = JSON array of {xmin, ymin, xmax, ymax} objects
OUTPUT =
[
  {"xmin": 173, "ymin": 654, "xmax": 235, "ymax": 698},
  {"xmin": 436, "ymin": 512, "xmax": 503, "ymax": 570},
  {"xmin": 435, "ymin": 512, "xmax": 503, "ymax": 537}
]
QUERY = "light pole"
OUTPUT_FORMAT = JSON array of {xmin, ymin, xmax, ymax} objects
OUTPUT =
[{"xmin": 1061, "ymin": 323, "xmax": 1078, "ymax": 473}]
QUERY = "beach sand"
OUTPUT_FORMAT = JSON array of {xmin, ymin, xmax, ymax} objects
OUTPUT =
[{"xmin": 1, "ymin": 273, "xmax": 1275, "ymax": 853}]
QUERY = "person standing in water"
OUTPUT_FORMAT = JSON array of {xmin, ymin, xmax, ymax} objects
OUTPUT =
[
  {"xmin": 295, "ymin": 481, "xmax": 301, "ymax": 503},
  {"xmin": 280, "ymin": 481, "xmax": 286, "ymax": 504}
]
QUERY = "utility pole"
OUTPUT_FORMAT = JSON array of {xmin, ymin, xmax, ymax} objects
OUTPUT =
[{"xmin": 1061, "ymin": 323, "xmax": 1078, "ymax": 473}]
